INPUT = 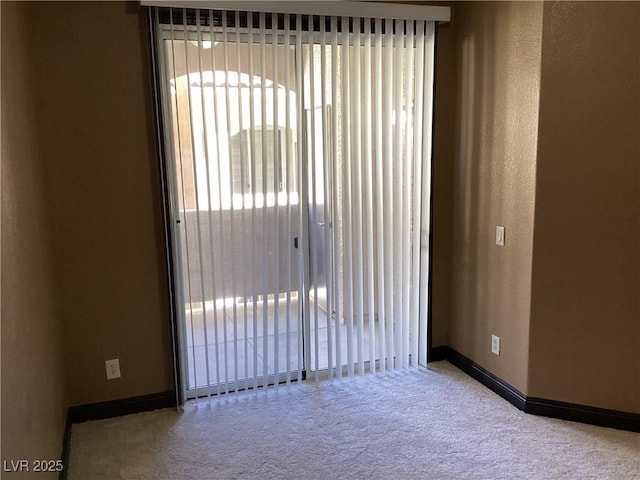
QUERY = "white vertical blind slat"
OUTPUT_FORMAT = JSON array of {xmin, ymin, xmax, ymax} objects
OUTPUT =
[
  {"xmin": 271, "ymin": 10, "xmax": 281, "ymax": 389},
  {"xmin": 319, "ymin": 18, "xmax": 334, "ymax": 381},
  {"xmin": 258, "ymin": 12, "xmax": 270, "ymax": 390},
  {"xmin": 341, "ymin": 16, "xmax": 354, "ymax": 378},
  {"xmin": 330, "ymin": 15, "xmax": 342, "ymax": 379},
  {"xmin": 411, "ymin": 21, "xmax": 426, "ymax": 367},
  {"xmin": 295, "ymin": 13, "xmax": 306, "ymax": 384},
  {"xmin": 383, "ymin": 18, "xmax": 394, "ymax": 371},
  {"xmin": 284, "ymin": 13, "xmax": 293, "ymax": 386},
  {"xmin": 352, "ymin": 18, "xmax": 365, "ymax": 377},
  {"xmin": 234, "ymin": 10, "xmax": 250, "ymax": 390},
  {"xmin": 308, "ymin": 26, "xmax": 320, "ymax": 382},
  {"xmin": 246, "ymin": 13, "xmax": 260, "ymax": 390},
  {"xmin": 374, "ymin": 17, "xmax": 386, "ymax": 374},
  {"xmin": 363, "ymin": 18, "xmax": 376, "ymax": 374},
  {"xmin": 393, "ymin": 19, "xmax": 404, "ymax": 369}
]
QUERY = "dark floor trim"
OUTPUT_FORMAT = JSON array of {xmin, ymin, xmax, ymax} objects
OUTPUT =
[
  {"xmin": 434, "ymin": 347, "xmax": 639, "ymax": 433},
  {"xmin": 443, "ymin": 346, "xmax": 527, "ymax": 410},
  {"xmin": 67, "ymin": 390, "xmax": 176, "ymax": 424},
  {"xmin": 526, "ymin": 397, "xmax": 640, "ymax": 433}
]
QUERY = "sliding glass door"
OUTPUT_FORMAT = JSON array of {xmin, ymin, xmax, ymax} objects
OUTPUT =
[
  {"xmin": 157, "ymin": 14, "xmax": 306, "ymax": 398},
  {"xmin": 152, "ymin": 8, "xmax": 435, "ymax": 399}
]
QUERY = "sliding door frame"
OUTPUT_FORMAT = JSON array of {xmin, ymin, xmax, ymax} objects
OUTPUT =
[
  {"xmin": 148, "ymin": 8, "xmax": 185, "ymax": 407},
  {"xmin": 148, "ymin": 8, "xmax": 441, "ymax": 404}
]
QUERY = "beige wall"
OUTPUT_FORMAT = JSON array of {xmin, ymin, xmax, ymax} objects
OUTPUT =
[
  {"xmin": 449, "ymin": 1, "xmax": 543, "ymax": 393},
  {"xmin": 1, "ymin": 2, "xmax": 67, "ymax": 477},
  {"xmin": 28, "ymin": 1, "xmax": 174, "ymax": 406},
  {"xmin": 448, "ymin": 1, "xmax": 639, "ymax": 412},
  {"xmin": 528, "ymin": 2, "xmax": 640, "ymax": 413}
]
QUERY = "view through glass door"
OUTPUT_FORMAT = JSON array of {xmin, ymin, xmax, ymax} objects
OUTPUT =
[{"xmin": 161, "ymin": 28, "xmax": 312, "ymax": 397}]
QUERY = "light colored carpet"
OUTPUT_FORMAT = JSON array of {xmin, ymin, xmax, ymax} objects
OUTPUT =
[{"xmin": 68, "ymin": 361, "xmax": 639, "ymax": 480}]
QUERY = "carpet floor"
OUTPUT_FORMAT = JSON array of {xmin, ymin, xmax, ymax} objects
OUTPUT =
[{"xmin": 67, "ymin": 361, "xmax": 639, "ymax": 479}]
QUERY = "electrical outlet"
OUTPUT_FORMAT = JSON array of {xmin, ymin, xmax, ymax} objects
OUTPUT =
[
  {"xmin": 491, "ymin": 335, "xmax": 500, "ymax": 356},
  {"xmin": 496, "ymin": 225, "xmax": 506, "ymax": 246},
  {"xmin": 105, "ymin": 359, "xmax": 121, "ymax": 380}
]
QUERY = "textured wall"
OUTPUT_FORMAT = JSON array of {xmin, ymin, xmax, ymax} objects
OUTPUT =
[
  {"xmin": 28, "ymin": 2, "xmax": 174, "ymax": 406},
  {"xmin": 1, "ymin": 2, "xmax": 67, "ymax": 476},
  {"xmin": 450, "ymin": 1, "xmax": 543, "ymax": 393},
  {"xmin": 529, "ymin": 1, "xmax": 640, "ymax": 413}
]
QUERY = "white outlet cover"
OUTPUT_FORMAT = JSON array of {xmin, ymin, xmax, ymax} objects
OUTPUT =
[
  {"xmin": 491, "ymin": 335, "xmax": 500, "ymax": 355},
  {"xmin": 496, "ymin": 226, "xmax": 506, "ymax": 246},
  {"xmin": 105, "ymin": 359, "xmax": 121, "ymax": 380}
]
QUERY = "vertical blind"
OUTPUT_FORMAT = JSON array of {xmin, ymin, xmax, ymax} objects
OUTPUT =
[{"xmin": 152, "ymin": 6, "xmax": 436, "ymax": 398}]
